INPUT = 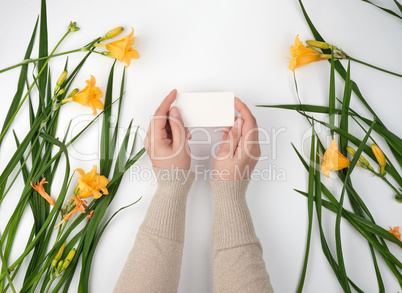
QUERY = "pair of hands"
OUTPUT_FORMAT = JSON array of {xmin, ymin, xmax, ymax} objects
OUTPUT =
[{"xmin": 143, "ymin": 89, "xmax": 260, "ymax": 181}]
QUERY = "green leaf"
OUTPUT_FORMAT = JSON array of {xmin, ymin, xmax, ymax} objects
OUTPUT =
[
  {"xmin": 329, "ymin": 50, "xmax": 335, "ymax": 138},
  {"xmin": 361, "ymin": 0, "xmax": 402, "ymax": 19},
  {"xmin": 335, "ymin": 120, "xmax": 375, "ymax": 292},
  {"xmin": 78, "ymin": 197, "xmax": 141, "ymax": 293},
  {"xmin": 394, "ymin": 0, "xmax": 402, "ymax": 14},
  {"xmin": 297, "ymin": 123, "xmax": 315, "ymax": 292},
  {"xmin": 38, "ymin": 0, "xmax": 48, "ymax": 108},
  {"xmin": 339, "ymin": 61, "xmax": 351, "ymax": 155},
  {"xmin": 0, "ymin": 17, "xmax": 38, "ymax": 147},
  {"xmin": 100, "ymin": 61, "xmax": 116, "ymax": 177},
  {"xmin": 0, "ymin": 134, "xmax": 70, "ymax": 281}
]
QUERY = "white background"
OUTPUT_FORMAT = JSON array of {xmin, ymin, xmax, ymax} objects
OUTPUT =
[{"xmin": 1, "ymin": 0, "xmax": 402, "ymax": 292}]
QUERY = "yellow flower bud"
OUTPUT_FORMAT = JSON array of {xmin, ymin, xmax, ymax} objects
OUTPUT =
[
  {"xmin": 61, "ymin": 249, "xmax": 76, "ymax": 271},
  {"xmin": 346, "ymin": 146, "xmax": 373, "ymax": 170},
  {"xmin": 52, "ymin": 242, "xmax": 66, "ymax": 268},
  {"xmin": 56, "ymin": 89, "xmax": 65, "ymax": 97},
  {"xmin": 346, "ymin": 146, "xmax": 356, "ymax": 157},
  {"xmin": 57, "ymin": 260, "xmax": 63, "ymax": 270},
  {"xmin": 104, "ymin": 27, "xmax": 124, "ymax": 40},
  {"xmin": 57, "ymin": 71, "xmax": 68, "ymax": 87},
  {"xmin": 371, "ymin": 144, "xmax": 386, "ymax": 175},
  {"xmin": 306, "ymin": 40, "xmax": 338, "ymax": 50}
]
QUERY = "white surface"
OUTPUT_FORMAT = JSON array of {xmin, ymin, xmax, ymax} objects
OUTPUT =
[
  {"xmin": 176, "ymin": 92, "xmax": 234, "ymax": 127},
  {"xmin": 0, "ymin": 0, "xmax": 402, "ymax": 292}
]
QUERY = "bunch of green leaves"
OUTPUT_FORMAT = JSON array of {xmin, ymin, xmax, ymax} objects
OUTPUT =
[
  {"xmin": 0, "ymin": 0, "xmax": 144, "ymax": 292},
  {"xmin": 257, "ymin": 0, "xmax": 402, "ymax": 291}
]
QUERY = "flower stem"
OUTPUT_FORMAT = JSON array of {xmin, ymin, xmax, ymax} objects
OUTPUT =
[
  {"xmin": 348, "ymin": 56, "xmax": 402, "ymax": 78},
  {"xmin": 44, "ymin": 277, "xmax": 55, "ymax": 293},
  {"xmin": 368, "ymin": 168, "xmax": 402, "ymax": 199},
  {"xmin": 0, "ymin": 49, "xmax": 82, "ymax": 74}
]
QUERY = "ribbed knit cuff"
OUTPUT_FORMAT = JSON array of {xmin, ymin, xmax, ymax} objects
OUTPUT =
[
  {"xmin": 140, "ymin": 168, "xmax": 195, "ymax": 242},
  {"xmin": 210, "ymin": 179, "xmax": 259, "ymax": 250}
]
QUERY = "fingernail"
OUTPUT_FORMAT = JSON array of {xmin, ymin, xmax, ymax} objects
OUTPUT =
[{"xmin": 170, "ymin": 106, "xmax": 181, "ymax": 118}]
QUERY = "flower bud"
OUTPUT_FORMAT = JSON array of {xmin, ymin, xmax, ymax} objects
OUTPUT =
[
  {"xmin": 57, "ymin": 260, "xmax": 63, "ymax": 270},
  {"xmin": 52, "ymin": 242, "xmax": 66, "ymax": 268},
  {"xmin": 56, "ymin": 89, "xmax": 65, "ymax": 97},
  {"xmin": 104, "ymin": 27, "xmax": 124, "ymax": 40},
  {"xmin": 68, "ymin": 22, "xmax": 80, "ymax": 33},
  {"xmin": 306, "ymin": 40, "xmax": 338, "ymax": 50},
  {"xmin": 347, "ymin": 146, "xmax": 373, "ymax": 170},
  {"xmin": 61, "ymin": 249, "xmax": 76, "ymax": 271},
  {"xmin": 57, "ymin": 71, "xmax": 68, "ymax": 87},
  {"xmin": 371, "ymin": 144, "xmax": 386, "ymax": 175},
  {"xmin": 68, "ymin": 89, "xmax": 79, "ymax": 98}
]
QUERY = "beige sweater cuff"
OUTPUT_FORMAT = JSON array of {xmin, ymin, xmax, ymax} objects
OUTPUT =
[
  {"xmin": 139, "ymin": 167, "xmax": 195, "ymax": 242},
  {"xmin": 210, "ymin": 179, "xmax": 260, "ymax": 250}
]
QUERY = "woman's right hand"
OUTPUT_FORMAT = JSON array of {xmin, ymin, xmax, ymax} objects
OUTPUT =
[{"xmin": 212, "ymin": 97, "xmax": 260, "ymax": 181}]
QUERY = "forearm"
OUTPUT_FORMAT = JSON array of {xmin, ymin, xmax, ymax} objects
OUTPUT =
[
  {"xmin": 114, "ymin": 168, "xmax": 194, "ymax": 293},
  {"xmin": 210, "ymin": 180, "xmax": 274, "ymax": 293}
]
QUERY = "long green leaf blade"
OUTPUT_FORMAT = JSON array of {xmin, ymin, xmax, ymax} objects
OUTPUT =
[{"xmin": 297, "ymin": 123, "xmax": 315, "ymax": 292}]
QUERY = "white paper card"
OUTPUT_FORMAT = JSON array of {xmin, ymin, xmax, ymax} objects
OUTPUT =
[{"xmin": 175, "ymin": 92, "xmax": 234, "ymax": 127}]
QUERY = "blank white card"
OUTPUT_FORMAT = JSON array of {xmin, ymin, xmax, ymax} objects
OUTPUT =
[{"xmin": 175, "ymin": 92, "xmax": 234, "ymax": 127}]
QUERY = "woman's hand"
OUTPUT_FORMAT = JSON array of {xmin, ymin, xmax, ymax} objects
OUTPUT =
[
  {"xmin": 143, "ymin": 89, "xmax": 191, "ymax": 170},
  {"xmin": 212, "ymin": 97, "xmax": 260, "ymax": 180}
]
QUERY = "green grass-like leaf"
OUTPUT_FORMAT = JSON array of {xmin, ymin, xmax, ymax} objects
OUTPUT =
[
  {"xmin": 297, "ymin": 123, "xmax": 315, "ymax": 292},
  {"xmin": 339, "ymin": 61, "xmax": 351, "ymax": 155},
  {"xmin": 329, "ymin": 50, "xmax": 335, "ymax": 138},
  {"xmin": 0, "ymin": 17, "xmax": 38, "ymax": 147}
]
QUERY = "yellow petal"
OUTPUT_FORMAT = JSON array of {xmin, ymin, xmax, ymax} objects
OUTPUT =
[
  {"xmin": 106, "ymin": 44, "xmax": 124, "ymax": 60},
  {"xmin": 75, "ymin": 168, "xmax": 86, "ymax": 177}
]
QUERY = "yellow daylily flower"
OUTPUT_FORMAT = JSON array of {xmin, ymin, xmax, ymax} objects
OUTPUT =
[
  {"xmin": 289, "ymin": 35, "xmax": 331, "ymax": 71},
  {"xmin": 320, "ymin": 139, "xmax": 351, "ymax": 178},
  {"xmin": 95, "ymin": 28, "xmax": 139, "ymax": 67},
  {"xmin": 30, "ymin": 178, "xmax": 56, "ymax": 205},
  {"xmin": 54, "ymin": 196, "xmax": 87, "ymax": 229},
  {"xmin": 75, "ymin": 165, "xmax": 109, "ymax": 199},
  {"xmin": 62, "ymin": 75, "xmax": 103, "ymax": 115}
]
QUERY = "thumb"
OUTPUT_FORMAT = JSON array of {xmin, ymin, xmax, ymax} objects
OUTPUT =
[{"xmin": 169, "ymin": 107, "xmax": 186, "ymax": 145}]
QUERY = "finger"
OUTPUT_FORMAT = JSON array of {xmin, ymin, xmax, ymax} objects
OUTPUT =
[
  {"xmin": 234, "ymin": 97, "xmax": 258, "ymax": 141},
  {"xmin": 185, "ymin": 127, "xmax": 192, "ymax": 140},
  {"xmin": 218, "ymin": 131, "xmax": 231, "ymax": 157},
  {"xmin": 169, "ymin": 106, "xmax": 187, "ymax": 146},
  {"xmin": 221, "ymin": 116, "xmax": 239, "ymax": 133},
  {"xmin": 153, "ymin": 89, "xmax": 177, "ymax": 131},
  {"xmin": 230, "ymin": 117, "xmax": 243, "ymax": 156}
]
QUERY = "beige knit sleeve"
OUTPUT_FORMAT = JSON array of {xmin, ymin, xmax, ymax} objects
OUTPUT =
[
  {"xmin": 209, "ymin": 180, "xmax": 274, "ymax": 293},
  {"xmin": 114, "ymin": 168, "xmax": 195, "ymax": 293}
]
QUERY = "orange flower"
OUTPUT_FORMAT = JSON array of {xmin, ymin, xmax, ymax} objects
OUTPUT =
[
  {"xmin": 54, "ymin": 197, "xmax": 87, "ymax": 229},
  {"xmin": 95, "ymin": 28, "xmax": 139, "ymax": 67},
  {"xmin": 75, "ymin": 165, "xmax": 109, "ymax": 199},
  {"xmin": 62, "ymin": 75, "xmax": 103, "ymax": 115},
  {"xmin": 30, "ymin": 178, "xmax": 56, "ymax": 205},
  {"xmin": 388, "ymin": 226, "xmax": 401, "ymax": 241},
  {"xmin": 87, "ymin": 210, "xmax": 94, "ymax": 221},
  {"xmin": 289, "ymin": 35, "xmax": 331, "ymax": 71},
  {"xmin": 320, "ymin": 139, "xmax": 351, "ymax": 178}
]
